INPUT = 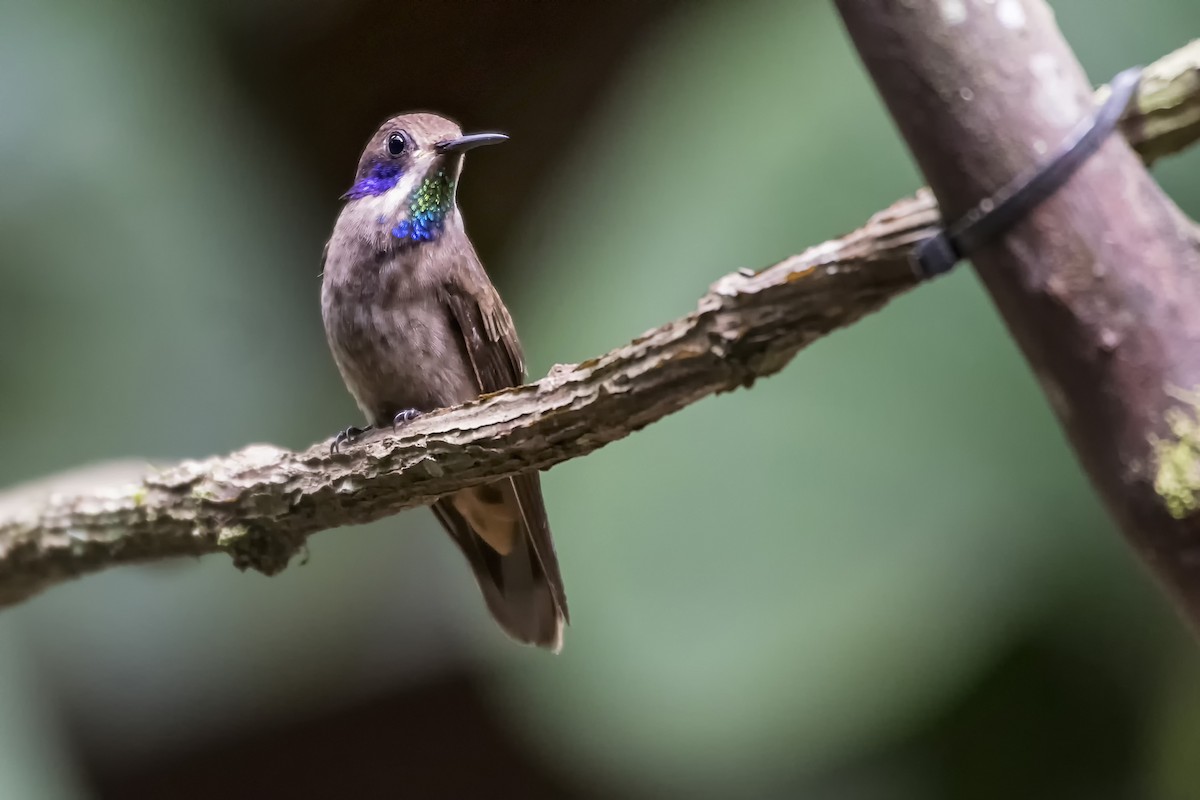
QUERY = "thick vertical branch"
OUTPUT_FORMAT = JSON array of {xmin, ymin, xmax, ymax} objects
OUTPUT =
[{"xmin": 836, "ymin": 3, "xmax": 1200, "ymax": 627}]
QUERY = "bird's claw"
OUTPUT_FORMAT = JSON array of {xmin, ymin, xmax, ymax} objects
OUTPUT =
[
  {"xmin": 328, "ymin": 411, "xmax": 421, "ymax": 453},
  {"xmin": 392, "ymin": 409, "xmax": 423, "ymax": 431},
  {"xmin": 330, "ymin": 425, "xmax": 371, "ymax": 455}
]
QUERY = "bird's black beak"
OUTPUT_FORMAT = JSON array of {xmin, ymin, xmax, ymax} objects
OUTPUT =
[{"xmin": 435, "ymin": 132, "xmax": 509, "ymax": 154}]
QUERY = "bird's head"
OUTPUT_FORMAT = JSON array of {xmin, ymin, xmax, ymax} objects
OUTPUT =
[{"xmin": 342, "ymin": 111, "xmax": 507, "ymax": 245}]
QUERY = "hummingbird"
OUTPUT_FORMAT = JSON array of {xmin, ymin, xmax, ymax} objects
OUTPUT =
[{"xmin": 320, "ymin": 112, "xmax": 568, "ymax": 651}]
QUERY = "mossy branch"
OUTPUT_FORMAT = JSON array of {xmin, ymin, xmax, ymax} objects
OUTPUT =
[{"xmin": 1, "ymin": 39, "xmax": 1198, "ymax": 609}]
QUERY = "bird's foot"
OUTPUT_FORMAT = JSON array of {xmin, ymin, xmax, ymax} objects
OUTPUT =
[
  {"xmin": 392, "ymin": 409, "xmax": 424, "ymax": 431},
  {"xmin": 330, "ymin": 425, "xmax": 373, "ymax": 455}
]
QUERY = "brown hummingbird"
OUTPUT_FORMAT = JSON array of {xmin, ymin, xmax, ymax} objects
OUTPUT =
[{"xmin": 320, "ymin": 112, "xmax": 568, "ymax": 651}]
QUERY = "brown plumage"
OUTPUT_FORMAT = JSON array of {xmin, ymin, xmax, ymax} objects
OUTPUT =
[{"xmin": 320, "ymin": 112, "xmax": 568, "ymax": 651}]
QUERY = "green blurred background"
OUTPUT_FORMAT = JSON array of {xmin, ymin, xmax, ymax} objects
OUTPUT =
[{"xmin": 1, "ymin": 0, "xmax": 1198, "ymax": 797}]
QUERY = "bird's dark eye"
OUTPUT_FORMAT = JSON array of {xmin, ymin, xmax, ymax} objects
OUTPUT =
[{"xmin": 386, "ymin": 131, "xmax": 409, "ymax": 157}]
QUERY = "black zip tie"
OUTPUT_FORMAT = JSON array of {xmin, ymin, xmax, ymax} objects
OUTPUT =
[{"xmin": 912, "ymin": 66, "xmax": 1143, "ymax": 279}]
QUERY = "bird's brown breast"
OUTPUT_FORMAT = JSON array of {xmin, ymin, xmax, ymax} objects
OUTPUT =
[{"xmin": 321, "ymin": 239, "xmax": 477, "ymax": 424}]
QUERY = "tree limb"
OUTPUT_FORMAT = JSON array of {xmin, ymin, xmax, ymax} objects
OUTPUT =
[
  {"xmin": 835, "ymin": 7, "xmax": 1200, "ymax": 628},
  {"xmin": 1, "ymin": 38, "xmax": 1198, "ymax": 609}
]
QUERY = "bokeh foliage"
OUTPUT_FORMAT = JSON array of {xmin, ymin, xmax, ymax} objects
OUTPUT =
[{"xmin": 0, "ymin": 0, "xmax": 1197, "ymax": 797}]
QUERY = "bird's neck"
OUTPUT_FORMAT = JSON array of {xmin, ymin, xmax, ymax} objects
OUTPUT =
[
  {"xmin": 344, "ymin": 165, "xmax": 458, "ymax": 247},
  {"xmin": 390, "ymin": 168, "xmax": 457, "ymax": 245}
]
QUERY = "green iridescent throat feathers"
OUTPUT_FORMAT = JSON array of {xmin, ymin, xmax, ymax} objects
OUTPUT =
[{"xmin": 393, "ymin": 170, "xmax": 456, "ymax": 243}]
